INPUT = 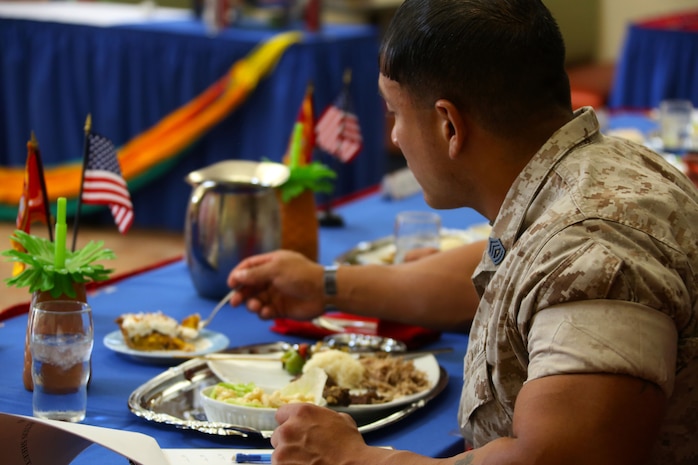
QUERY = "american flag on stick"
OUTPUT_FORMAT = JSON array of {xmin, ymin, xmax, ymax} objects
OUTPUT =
[
  {"xmin": 315, "ymin": 69, "xmax": 363, "ymax": 163},
  {"xmin": 81, "ymin": 132, "xmax": 133, "ymax": 234}
]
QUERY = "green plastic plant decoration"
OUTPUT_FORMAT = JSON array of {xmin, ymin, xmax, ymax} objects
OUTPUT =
[
  {"xmin": 277, "ymin": 161, "xmax": 337, "ymax": 203},
  {"xmin": 2, "ymin": 230, "xmax": 116, "ymax": 298}
]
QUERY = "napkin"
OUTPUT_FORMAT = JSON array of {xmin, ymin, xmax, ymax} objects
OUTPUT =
[{"xmin": 270, "ymin": 312, "xmax": 441, "ymax": 350}]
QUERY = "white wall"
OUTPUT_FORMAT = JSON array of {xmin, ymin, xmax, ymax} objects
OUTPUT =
[
  {"xmin": 599, "ymin": 0, "xmax": 698, "ymax": 61},
  {"xmin": 544, "ymin": 0, "xmax": 601, "ymax": 63},
  {"xmin": 327, "ymin": 0, "xmax": 698, "ymax": 64}
]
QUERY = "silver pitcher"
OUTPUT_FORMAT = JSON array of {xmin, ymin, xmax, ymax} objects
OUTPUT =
[{"xmin": 184, "ymin": 160, "xmax": 289, "ymax": 300}]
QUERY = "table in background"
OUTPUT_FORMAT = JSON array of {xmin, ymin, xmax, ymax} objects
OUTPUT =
[
  {"xmin": 0, "ymin": 191, "xmax": 488, "ymax": 464},
  {"xmin": 609, "ymin": 9, "xmax": 698, "ymax": 110},
  {"xmin": 0, "ymin": 2, "xmax": 384, "ymax": 230}
]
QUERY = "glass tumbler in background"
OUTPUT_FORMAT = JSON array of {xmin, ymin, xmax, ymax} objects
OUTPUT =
[
  {"xmin": 659, "ymin": 99, "xmax": 694, "ymax": 153},
  {"xmin": 393, "ymin": 211, "xmax": 442, "ymax": 264},
  {"xmin": 29, "ymin": 300, "xmax": 93, "ymax": 422}
]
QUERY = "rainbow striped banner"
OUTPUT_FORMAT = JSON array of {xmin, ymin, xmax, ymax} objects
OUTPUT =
[{"xmin": 0, "ymin": 31, "xmax": 302, "ymax": 221}]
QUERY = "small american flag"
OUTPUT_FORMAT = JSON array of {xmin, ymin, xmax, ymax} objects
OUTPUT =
[
  {"xmin": 82, "ymin": 133, "xmax": 134, "ymax": 234},
  {"xmin": 315, "ymin": 86, "xmax": 363, "ymax": 163}
]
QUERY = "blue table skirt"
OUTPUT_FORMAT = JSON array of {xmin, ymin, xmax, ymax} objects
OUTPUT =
[
  {"xmin": 0, "ymin": 192, "xmax": 488, "ymax": 464},
  {"xmin": 0, "ymin": 17, "xmax": 385, "ymax": 230},
  {"xmin": 609, "ymin": 16, "xmax": 698, "ymax": 110}
]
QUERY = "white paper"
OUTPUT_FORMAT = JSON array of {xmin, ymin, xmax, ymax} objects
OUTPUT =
[
  {"xmin": 1, "ymin": 412, "xmax": 277, "ymax": 465},
  {"xmin": 2, "ymin": 412, "xmax": 170, "ymax": 465},
  {"xmin": 164, "ymin": 448, "xmax": 274, "ymax": 465}
]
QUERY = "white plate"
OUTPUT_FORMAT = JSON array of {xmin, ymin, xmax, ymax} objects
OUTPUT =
[
  {"xmin": 103, "ymin": 329, "xmax": 230, "ymax": 364},
  {"xmin": 206, "ymin": 353, "xmax": 440, "ymax": 418},
  {"xmin": 332, "ymin": 355, "xmax": 440, "ymax": 414}
]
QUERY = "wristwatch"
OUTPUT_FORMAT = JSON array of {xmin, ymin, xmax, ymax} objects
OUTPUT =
[{"xmin": 323, "ymin": 265, "xmax": 339, "ymax": 296}]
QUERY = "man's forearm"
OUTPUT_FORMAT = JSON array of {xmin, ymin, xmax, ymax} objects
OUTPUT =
[{"xmin": 325, "ymin": 241, "xmax": 484, "ymax": 331}]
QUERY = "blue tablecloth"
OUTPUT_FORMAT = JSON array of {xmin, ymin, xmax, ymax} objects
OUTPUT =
[
  {"xmin": 609, "ymin": 10, "xmax": 698, "ymax": 110},
  {"xmin": 0, "ymin": 4, "xmax": 385, "ymax": 230},
  {"xmin": 0, "ymin": 191, "xmax": 488, "ymax": 464}
]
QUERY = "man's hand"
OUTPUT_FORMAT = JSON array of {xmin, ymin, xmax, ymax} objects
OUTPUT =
[
  {"xmin": 227, "ymin": 250, "xmax": 325, "ymax": 320},
  {"xmin": 271, "ymin": 404, "xmax": 385, "ymax": 465}
]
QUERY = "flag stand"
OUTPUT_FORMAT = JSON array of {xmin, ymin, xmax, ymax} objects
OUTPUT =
[
  {"xmin": 71, "ymin": 114, "xmax": 92, "ymax": 252},
  {"xmin": 314, "ymin": 67, "xmax": 363, "ymax": 228},
  {"xmin": 317, "ymin": 201, "xmax": 345, "ymax": 227},
  {"xmin": 317, "ymin": 154, "xmax": 344, "ymax": 227}
]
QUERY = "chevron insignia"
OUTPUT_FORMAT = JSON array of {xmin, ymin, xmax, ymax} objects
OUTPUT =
[{"xmin": 488, "ymin": 237, "xmax": 506, "ymax": 265}]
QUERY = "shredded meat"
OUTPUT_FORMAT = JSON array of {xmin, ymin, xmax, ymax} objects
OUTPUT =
[
  {"xmin": 358, "ymin": 354, "xmax": 430, "ymax": 403},
  {"xmin": 322, "ymin": 354, "xmax": 430, "ymax": 406},
  {"xmin": 323, "ymin": 377, "xmax": 352, "ymax": 406}
]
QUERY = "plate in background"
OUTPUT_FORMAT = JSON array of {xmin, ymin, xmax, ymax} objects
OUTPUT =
[
  {"xmin": 336, "ymin": 224, "xmax": 491, "ymax": 265},
  {"xmin": 103, "ymin": 329, "xmax": 229, "ymax": 364}
]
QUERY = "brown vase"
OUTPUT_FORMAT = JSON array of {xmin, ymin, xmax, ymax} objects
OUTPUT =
[
  {"xmin": 277, "ymin": 189, "xmax": 319, "ymax": 261},
  {"xmin": 23, "ymin": 283, "xmax": 88, "ymax": 391}
]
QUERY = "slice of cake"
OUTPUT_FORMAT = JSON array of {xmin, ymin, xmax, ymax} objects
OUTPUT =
[{"xmin": 116, "ymin": 311, "xmax": 201, "ymax": 352}]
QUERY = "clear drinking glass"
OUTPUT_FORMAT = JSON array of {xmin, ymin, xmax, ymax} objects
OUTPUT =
[
  {"xmin": 29, "ymin": 300, "xmax": 93, "ymax": 422},
  {"xmin": 393, "ymin": 211, "xmax": 441, "ymax": 264},
  {"xmin": 659, "ymin": 99, "xmax": 694, "ymax": 153}
]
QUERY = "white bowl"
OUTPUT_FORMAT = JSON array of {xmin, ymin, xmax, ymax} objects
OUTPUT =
[{"xmin": 200, "ymin": 385, "xmax": 278, "ymax": 431}]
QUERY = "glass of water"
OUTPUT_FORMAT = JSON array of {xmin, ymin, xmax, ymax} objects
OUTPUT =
[
  {"xmin": 29, "ymin": 300, "xmax": 93, "ymax": 422},
  {"xmin": 659, "ymin": 99, "xmax": 694, "ymax": 153},
  {"xmin": 393, "ymin": 211, "xmax": 441, "ymax": 264}
]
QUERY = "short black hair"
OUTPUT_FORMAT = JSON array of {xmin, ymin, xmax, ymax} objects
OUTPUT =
[{"xmin": 379, "ymin": 0, "xmax": 572, "ymax": 137}]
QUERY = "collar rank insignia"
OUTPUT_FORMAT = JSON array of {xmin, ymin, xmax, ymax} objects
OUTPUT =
[{"xmin": 488, "ymin": 237, "xmax": 506, "ymax": 266}]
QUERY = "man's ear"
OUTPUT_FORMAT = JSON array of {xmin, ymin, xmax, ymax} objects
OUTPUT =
[{"xmin": 435, "ymin": 99, "xmax": 465, "ymax": 159}]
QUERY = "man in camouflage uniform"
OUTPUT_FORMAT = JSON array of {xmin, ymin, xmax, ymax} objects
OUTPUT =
[
  {"xmin": 461, "ymin": 106, "xmax": 698, "ymax": 464},
  {"xmin": 227, "ymin": 0, "xmax": 698, "ymax": 464}
]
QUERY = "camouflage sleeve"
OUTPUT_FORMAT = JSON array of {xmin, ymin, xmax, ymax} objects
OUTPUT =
[
  {"xmin": 527, "ymin": 299, "xmax": 678, "ymax": 396},
  {"xmin": 521, "ymin": 223, "xmax": 687, "ymax": 395},
  {"xmin": 523, "ymin": 222, "xmax": 691, "ymax": 316}
]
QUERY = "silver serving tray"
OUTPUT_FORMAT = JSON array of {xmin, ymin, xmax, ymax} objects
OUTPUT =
[{"xmin": 128, "ymin": 342, "xmax": 449, "ymax": 439}]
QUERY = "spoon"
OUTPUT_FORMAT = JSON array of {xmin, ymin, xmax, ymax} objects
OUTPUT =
[{"xmin": 198, "ymin": 288, "xmax": 236, "ymax": 330}]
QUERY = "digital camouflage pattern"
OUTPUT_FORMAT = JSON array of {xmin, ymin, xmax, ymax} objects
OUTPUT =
[{"xmin": 459, "ymin": 108, "xmax": 698, "ymax": 464}]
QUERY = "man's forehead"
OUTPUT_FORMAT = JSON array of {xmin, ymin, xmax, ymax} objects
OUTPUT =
[{"xmin": 378, "ymin": 74, "xmax": 406, "ymax": 104}]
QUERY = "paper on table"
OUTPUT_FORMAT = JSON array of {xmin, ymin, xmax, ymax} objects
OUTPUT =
[
  {"xmin": 1, "ymin": 412, "xmax": 168, "ymax": 465},
  {"xmin": 1, "ymin": 412, "xmax": 277, "ymax": 465},
  {"xmin": 164, "ymin": 448, "xmax": 274, "ymax": 464}
]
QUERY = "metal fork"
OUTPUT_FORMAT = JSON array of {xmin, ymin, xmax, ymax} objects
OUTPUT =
[{"xmin": 198, "ymin": 288, "xmax": 237, "ymax": 330}]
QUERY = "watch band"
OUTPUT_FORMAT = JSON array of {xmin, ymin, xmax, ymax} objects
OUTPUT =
[{"xmin": 323, "ymin": 265, "xmax": 339, "ymax": 296}]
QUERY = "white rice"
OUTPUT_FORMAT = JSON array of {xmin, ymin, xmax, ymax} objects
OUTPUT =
[{"xmin": 302, "ymin": 349, "xmax": 365, "ymax": 389}]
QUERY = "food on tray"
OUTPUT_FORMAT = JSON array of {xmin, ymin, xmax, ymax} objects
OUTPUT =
[
  {"xmin": 205, "ymin": 366, "xmax": 328, "ymax": 408},
  {"xmin": 343, "ymin": 224, "xmax": 492, "ymax": 265},
  {"xmin": 303, "ymin": 349, "xmax": 365, "ymax": 389},
  {"xmin": 115, "ymin": 311, "xmax": 201, "ymax": 352},
  {"xmin": 279, "ymin": 340, "xmax": 357, "ymax": 376},
  {"xmin": 302, "ymin": 349, "xmax": 431, "ymax": 406},
  {"xmin": 281, "ymin": 343, "xmax": 311, "ymax": 375},
  {"xmin": 358, "ymin": 353, "xmax": 430, "ymax": 403},
  {"xmin": 380, "ymin": 235, "xmax": 466, "ymax": 264},
  {"xmin": 207, "ymin": 348, "xmax": 430, "ymax": 410}
]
